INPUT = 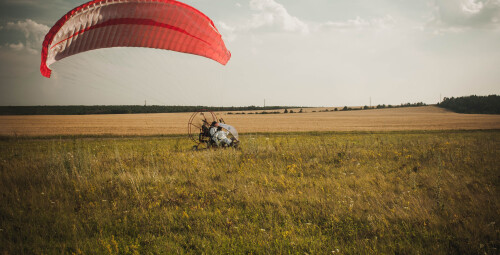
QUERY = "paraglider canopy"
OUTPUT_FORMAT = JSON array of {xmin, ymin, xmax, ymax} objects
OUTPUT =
[{"xmin": 40, "ymin": 0, "xmax": 231, "ymax": 78}]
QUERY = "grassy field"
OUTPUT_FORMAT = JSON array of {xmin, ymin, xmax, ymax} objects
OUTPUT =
[
  {"xmin": 1, "ymin": 131, "xmax": 498, "ymax": 254},
  {"xmin": 1, "ymin": 106, "xmax": 500, "ymax": 136}
]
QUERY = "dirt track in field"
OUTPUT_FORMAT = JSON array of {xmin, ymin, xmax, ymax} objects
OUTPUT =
[{"xmin": 0, "ymin": 106, "xmax": 499, "ymax": 136}]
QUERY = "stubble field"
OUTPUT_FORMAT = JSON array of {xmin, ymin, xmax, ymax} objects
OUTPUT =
[
  {"xmin": 0, "ymin": 107, "xmax": 499, "ymax": 254},
  {"xmin": 1, "ymin": 106, "xmax": 500, "ymax": 136}
]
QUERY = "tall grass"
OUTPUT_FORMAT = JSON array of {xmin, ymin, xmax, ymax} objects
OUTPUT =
[{"xmin": 0, "ymin": 131, "xmax": 498, "ymax": 254}]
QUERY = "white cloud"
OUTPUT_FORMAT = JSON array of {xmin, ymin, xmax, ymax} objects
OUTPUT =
[
  {"xmin": 219, "ymin": 0, "xmax": 397, "ymax": 39},
  {"xmin": 217, "ymin": 22, "xmax": 237, "ymax": 42},
  {"xmin": 323, "ymin": 17, "xmax": 370, "ymax": 29},
  {"xmin": 372, "ymin": 16, "xmax": 397, "ymax": 29},
  {"xmin": 462, "ymin": 0, "xmax": 484, "ymax": 15},
  {"xmin": 217, "ymin": 0, "xmax": 309, "ymax": 43},
  {"xmin": 426, "ymin": 0, "xmax": 500, "ymax": 32},
  {"xmin": 246, "ymin": 0, "xmax": 309, "ymax": 34},
  {"xmin": 216, "ymin": 0, "xmax": 399, "ymax": 48},
  {"xmin": 8, "ymin": 42, "xmax": 24, "ymax": 51},
  {"xmin": 4, "ymin": 19, "xmax": 49, "ymax": 54},
  {"xmin": 218, "ymin": 22, "xmax": 236, "ymax": 33},
  {"xmin": 319, "ymin": 15, "xmax": 396, "ymax": 31}
]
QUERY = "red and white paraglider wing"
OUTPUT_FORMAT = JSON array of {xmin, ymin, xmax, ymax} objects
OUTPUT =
[{"xmin": 41, "ymin": 0, "xmax": 231, "ymax": 78}]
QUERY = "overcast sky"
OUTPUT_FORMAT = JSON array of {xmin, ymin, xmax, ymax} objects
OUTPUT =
[{"xmin": 0, "ymin": 0, "xmax": 499, "ymax": 107}]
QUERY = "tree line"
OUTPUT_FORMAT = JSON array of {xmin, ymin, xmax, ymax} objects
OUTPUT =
[
  {"xmin": 0, "ymin": 102, "xmax": 434, "ymax": 116},
  {"xmin": 0, "ymin": 105, "xmax": 289, "ymax": 115},
  {"xmin": 438, "ymin": 95, "xmax": 499, "ymax": 114}
]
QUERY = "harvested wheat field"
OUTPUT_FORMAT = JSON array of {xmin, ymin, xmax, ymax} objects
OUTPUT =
[{"xmin": 0, "ymin": 106, "xmax": 499, "ymax": 136}]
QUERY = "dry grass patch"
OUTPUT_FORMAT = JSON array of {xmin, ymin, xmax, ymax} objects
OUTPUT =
[{"xmin": 0, "ymin": 131, "xmax": 498, "ymax": 254}]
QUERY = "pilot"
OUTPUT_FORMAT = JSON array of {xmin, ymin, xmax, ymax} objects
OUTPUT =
[
  {"xmin": 209, "ymin": 122, "xmax": 232, "ymax": 147},
  {"xmin": 209, "ymin": 122, "xmax": 219, "ymax": 144},
  {"xmin": 215, "ymin": 126, "xmax": 233, "ymax": 147}
]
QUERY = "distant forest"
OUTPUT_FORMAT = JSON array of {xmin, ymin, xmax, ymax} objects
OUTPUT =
[
  {"xmin": 438, "ymin": 95, "xmax": 500, "ymax": 114},
  {"xmin": 0, "ymin": 105, "xmax": 287, "ymax": 115},
  {"xmin": 0, "ymin": 102, "xmax": 430, "ymax": 115}
]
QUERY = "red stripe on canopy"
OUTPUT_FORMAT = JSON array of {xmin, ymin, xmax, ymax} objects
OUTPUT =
[{"xmin": 49, "ymin": 18, "xmax": 211, "ymax": 50}]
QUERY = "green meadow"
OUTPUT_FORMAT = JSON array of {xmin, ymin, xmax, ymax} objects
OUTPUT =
[{"xmin": 0, "ymin": 131, "xmax": 498, "ymax": 254}]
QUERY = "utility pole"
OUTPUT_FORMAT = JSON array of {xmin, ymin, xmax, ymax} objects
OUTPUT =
[
  {"xmin": 144, "ymin": 100, "xmax": 147, "ymax": 107},
  {"xmin": 370, "ymin": 97, "xmax": 372, "ymax": 108},
  {"xmin": 264, "ymin": 99, "xmax": 266, "ymax": 108}
]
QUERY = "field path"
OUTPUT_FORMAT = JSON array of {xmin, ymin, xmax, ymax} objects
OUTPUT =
[{"xmin": 0, "ymin": 106, "xmax": 499, "ymax": 136}]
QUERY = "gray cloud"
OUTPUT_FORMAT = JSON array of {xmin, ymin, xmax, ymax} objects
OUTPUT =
[
  {"xmin": 1, "ymin": 0, "xmax": 73, "ymax": 7},
  {"xmin": 1, "ymin": 0, "xmax": 41, "ymax": 5}
]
